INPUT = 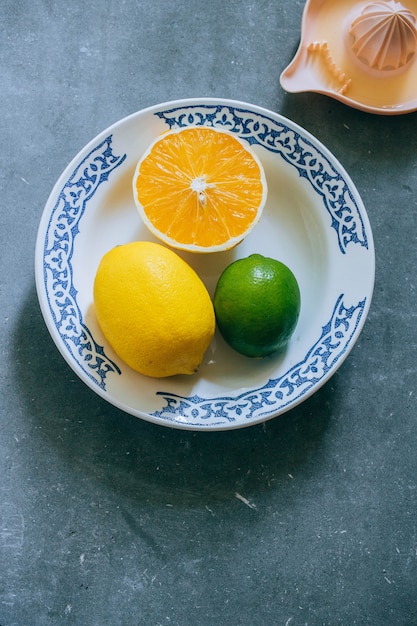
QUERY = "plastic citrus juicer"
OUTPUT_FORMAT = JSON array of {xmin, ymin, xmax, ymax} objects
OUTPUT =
[{"xmin": 280, "ymin": 0, "xmax": 417, "ymax": 114}]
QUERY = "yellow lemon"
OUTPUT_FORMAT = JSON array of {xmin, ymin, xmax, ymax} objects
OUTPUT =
[{"xmin": 93, "ymin": 241, "xmax": 215, "ymax": 377}]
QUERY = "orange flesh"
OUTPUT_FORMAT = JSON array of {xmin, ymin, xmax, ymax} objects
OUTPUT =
[{"xmin": 135, "ymin": 127, "xmax": 265, "ymax": 248}]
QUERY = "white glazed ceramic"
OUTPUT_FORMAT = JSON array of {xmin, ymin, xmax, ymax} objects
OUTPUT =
[{"xmin": 35, "ymin": 98, "xmax": 375, "ymax": 431}]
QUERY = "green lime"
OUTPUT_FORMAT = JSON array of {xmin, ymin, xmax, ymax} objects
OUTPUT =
[{"xmin": 213, "ymin": 254, "xmax": 301, "ymax": 358}]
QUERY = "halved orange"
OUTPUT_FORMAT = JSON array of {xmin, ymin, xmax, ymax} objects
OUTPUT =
[{"xmin": 132, "ymin": 126, "xmax": 267, "ymax": 253}]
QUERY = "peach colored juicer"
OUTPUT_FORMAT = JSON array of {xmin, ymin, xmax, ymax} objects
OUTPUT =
[{"xmin": 280, "ymin": 0, "xmax": 417, "ymax": 114}]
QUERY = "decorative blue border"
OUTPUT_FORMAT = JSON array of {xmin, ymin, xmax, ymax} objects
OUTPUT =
[
  {"xmin": 156, "ymin": 104, "xmax": 368, "ymax": 254},
  {"xmin": 40, "ymin": 104, "xmax": 372, "ymax": 425},
  {"xmin": 42, "ymin": 136, "xmax": 126, "ymax": 388},
  {"xmin": 151, "ymin": 294, "xmax": 366, "ymax": 426}
]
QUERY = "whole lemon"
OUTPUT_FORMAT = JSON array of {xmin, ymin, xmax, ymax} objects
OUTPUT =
[
  {"xmin": 94, "ymin": 241, "xmax": 215, "ymax": 377},
  {"xmin": 213, "ymin": 254, "xmax": 301, "ymax": 358}
]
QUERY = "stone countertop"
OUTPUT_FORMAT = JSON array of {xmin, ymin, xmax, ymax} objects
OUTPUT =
[{"xmin": 1, "ymin": 1, "xmax": 416, "ymax": 624}]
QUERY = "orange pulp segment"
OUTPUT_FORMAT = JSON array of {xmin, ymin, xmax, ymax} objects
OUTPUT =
[{"xmin": 132, "ymin": 126, "xmax": 267, "ymax": 253}]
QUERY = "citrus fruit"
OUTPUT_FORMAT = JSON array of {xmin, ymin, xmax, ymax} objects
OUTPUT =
[
  {"xmin": 132, "ymin": 126, "xmax": 267, "ymax": 253},
  {"xmin": 93, "ymin": 241, "xmax": 215, "ymax": 377},
  {"xmin": 213, "ymin": 254, "xmax": 301, "ymax": 358}
]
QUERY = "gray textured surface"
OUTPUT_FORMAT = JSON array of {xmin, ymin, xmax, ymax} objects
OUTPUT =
[{"xmin": 1, "ymin": 1, "xmax": 417, "ymax": 624}]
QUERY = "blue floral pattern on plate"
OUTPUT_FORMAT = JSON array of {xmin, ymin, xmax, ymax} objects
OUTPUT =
[{"xmin": 41, "ymin": 136, "xmax": 125, "ymax": 388}]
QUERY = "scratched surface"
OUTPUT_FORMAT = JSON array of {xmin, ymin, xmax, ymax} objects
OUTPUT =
[{"xmin": 1, "ymin": 0, "xmax": 417, "ymax": 624}]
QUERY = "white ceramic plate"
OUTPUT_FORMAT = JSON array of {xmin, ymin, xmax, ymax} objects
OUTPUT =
[{"xmin": 35, "ymin": 98, "xmax": 375, "ymax": 431}]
